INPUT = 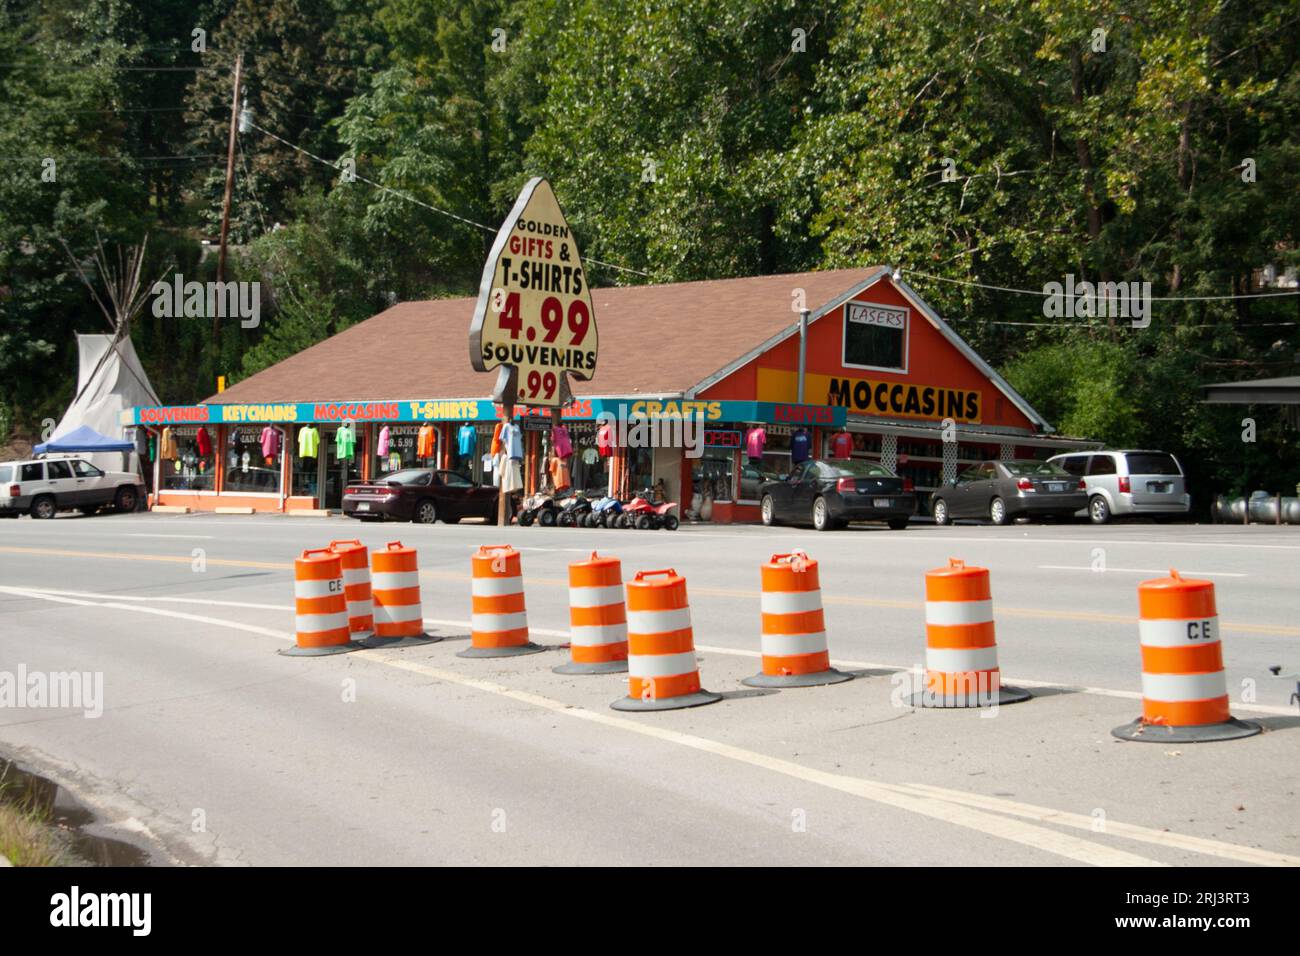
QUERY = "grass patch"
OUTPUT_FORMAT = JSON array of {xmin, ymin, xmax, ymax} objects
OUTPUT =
[{"xmin": 0, "ymin": 764, "xmax": 75, "ymax": 866}]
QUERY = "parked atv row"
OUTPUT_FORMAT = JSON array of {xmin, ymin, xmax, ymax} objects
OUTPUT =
[{"xmin": 516, "ymin": 489, "xmax": 680, "ymax": 530}]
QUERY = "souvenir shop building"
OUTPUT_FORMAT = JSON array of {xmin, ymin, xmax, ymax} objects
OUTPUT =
[{"xmin": 124, "ymin": 267, "xmax": 1093, "ymax": 522}]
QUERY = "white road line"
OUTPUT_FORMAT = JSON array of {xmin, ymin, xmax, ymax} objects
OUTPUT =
[
  {"xmin": 9, "ymin": 584, "xmax": 1300, "ymax": 866},
  {"xmin": 1039, "ymin": 565, "xmax": 1247, "ymax": 578},
  {"xmin": 4, "ymin": 588, "xmax": 1293, "ymax": 716}
]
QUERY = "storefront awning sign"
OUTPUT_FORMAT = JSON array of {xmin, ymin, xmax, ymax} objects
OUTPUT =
[{"xmin": 468, "ymin": 177, "xmax": 598, "ymax": 408}]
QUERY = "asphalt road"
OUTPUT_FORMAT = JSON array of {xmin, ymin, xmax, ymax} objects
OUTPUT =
[{"xmin": 1, "ymin": 512, "xmax": 1297, "ymax": 866}]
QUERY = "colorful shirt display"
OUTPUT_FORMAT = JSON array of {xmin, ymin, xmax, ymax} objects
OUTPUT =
[
  {"xmin": 297, "ymin": 426, "xmax": 319, "ymax": 459},
  {"xmin": 745, "ymin": 426, "xmax": 766, "ymax": 460},
  {"xmin": 596, "ymin": 423, "xmax": 613, "ymax": 458},
  {"xmin": 458, "ymin": 424, "xmax": 477, "ymax": 456},
  {"xmin": 377, "ymin": 425, "xmax": 391, "ymax": 458},
  {"xmin": 160, "ymin": 427, "xmax": 177, "ymax": 460},
  {"xmin": 830, "ymin": 431, "xmax": 853, "ymax": 459},
  {"xmin": 549, "ymin": 456, "xmax": 571, "ymax": 491},
  {"xmin": 259, "ymin": 426, "xmax": 281, "ymax": 460},
  {"xmin": 551, "ymin": 425, "xmax": 572, "ymax": 459},
  {"xmin": 503, "ymin": 423, "xmax": 524, "ymax": 460},
  {"xmin": 336, "ymin": 423, "xmax": 356, "ymax": 460},
  {"xmin": 791, "ymin": 429, "xmax": 811, "ymax": 464},
  {"xmin": 416, "ymin": 424, "xmax": 436, "ymax": 459},
  {"xmin": 490, "ymin": 422, "xmax": 503, "ymax": 456},
  {"xmin": 196, "ymin": 426, "xmax": 212, "ymax": 457}
]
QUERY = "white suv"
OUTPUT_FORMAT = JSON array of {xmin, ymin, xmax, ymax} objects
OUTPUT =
[
  {"xmin": 1047, "ymin": 450, "xmax": 1190, "ymax": 524},
  {"xmin": 0, "ymin": 456, "xmax": 144, "ymax": 519}
]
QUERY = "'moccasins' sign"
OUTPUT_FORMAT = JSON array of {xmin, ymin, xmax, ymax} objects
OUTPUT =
[{"xmin": 468, "ymin": 178, "xmax": 599, "ymax": 408}]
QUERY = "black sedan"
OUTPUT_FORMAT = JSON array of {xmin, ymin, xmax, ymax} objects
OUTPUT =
[
  {"xmin": 929, "ymin": 459, "xmax": 1087, "ymax": 526},
  {"xmin": 343, "ymin": 469, "xmax": 508, "ymax": 524},
  {"xmin": 759, "ymin": 459, "xmax": 916, "ymax": 531}
]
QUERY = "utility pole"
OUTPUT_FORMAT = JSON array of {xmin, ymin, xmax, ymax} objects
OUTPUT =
[{"xmin": 215, "ymin": 52, "xmax": 243, "ymax": 356}]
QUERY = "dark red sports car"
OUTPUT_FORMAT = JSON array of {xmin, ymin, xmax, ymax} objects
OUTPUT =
[{"xmin": 342, "ymin": 469, "xmax": 510, "ymax": 524}]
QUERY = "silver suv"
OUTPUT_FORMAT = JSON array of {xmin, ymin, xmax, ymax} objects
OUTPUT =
[
  {"xmin": 1047, "ymin": 450, "xmax": 1190, "ymax": 524},
  {"xmin": 0, "ymin": 456, "xmax": 144, "ymax": 519}
]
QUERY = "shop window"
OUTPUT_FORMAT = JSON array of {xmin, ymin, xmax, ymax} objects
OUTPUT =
[
  {"xmin": 843, "ymin": 301, "xmax": 907, "ymax": 372},
  {"xmin": 161, "ymin": 426, "xmax": 215, "ymax": 491},
  {"xmin": 375, "ymin": 425, "xmax": 425, "ymax": 477},
  {"xmin": 223, "ymin": 426, "xmax": 283, "ymax": 495},
  {"xmin": 741, "ymin": 431, "xmax": 792, "ymax": 501},
  {"xmin": 567, "ymin": 423, "xmax": 608, "ymax": 496},
  {"xmin": 693, "ymin": 447, "xmax": 734, "ymax": 505},
  {"xmin": 291, "ymin": 426, "xmax": 322, "ymax": 497},
  {"xmin": 628, "ymin": 446, "xmax": 655, "ymax": 497}
]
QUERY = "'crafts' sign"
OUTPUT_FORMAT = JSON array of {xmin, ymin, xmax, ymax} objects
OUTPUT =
[{"xmin": 468, "ymin": 178, "xmax": 598, "ymax": 407}]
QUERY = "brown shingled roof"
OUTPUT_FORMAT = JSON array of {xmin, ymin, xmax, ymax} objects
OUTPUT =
[{"xmin": 208, "ymin": 267, "xmax": 885, "ymax": 404}]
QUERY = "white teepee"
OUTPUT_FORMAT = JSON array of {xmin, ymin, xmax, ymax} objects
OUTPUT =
[
  {"xmin": 53, "ymin": 234, "xmax": 165, "ymax": 474},
  {"xmin": 52, "ymin": 333, "xmax": 161, "ymax": 473}
]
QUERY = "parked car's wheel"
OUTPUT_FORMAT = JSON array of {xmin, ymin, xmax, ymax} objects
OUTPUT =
[
  {"xmin": 114, "ymin": 485, "xmax": 139, "ymax": 513},
  {"xmin": 414, "ymin": 499, "xmax": 438, "ymax": 524},
  {"xmin": 1089, "ymin": 495, "xmax": 1112, "ymax": 525},
  {"xmin": 539, "ymin": 508, "xmax": 557, "ymax": 527},
  {"xmin": 760, "ymin": 495, "xmax": 777, "ymax": 526},
  {"xmin": 663, "ymin": 515, "xmax": 679, "ymax": 531},
  {"xmin": 30, "ymin": 495, "xmax": 56, "ymax": 520},
  {"xmin": 989, "ymin": 497, "xmax": 1009, "ymax": 526},
  {"xmin": 812, "ymin": 496, "xmax": 833, "ymax": 531},
  {"xmin": 887, "ymin": 518, "xmax": 909, "ymax": 530},
  {"xmin": 932, "ymin": 498, "xmax": 950, "ymax": 526}
]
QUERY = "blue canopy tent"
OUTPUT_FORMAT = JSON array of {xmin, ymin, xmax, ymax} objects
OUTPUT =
[{"xmin": 34, "ymin": 424, "xmax": 133, "ymax": 455}]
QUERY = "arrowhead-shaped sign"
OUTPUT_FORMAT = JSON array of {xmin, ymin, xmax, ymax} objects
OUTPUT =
[{"xmin": 469, "ymin": 178, "xmax": 598, "ymax": 408}]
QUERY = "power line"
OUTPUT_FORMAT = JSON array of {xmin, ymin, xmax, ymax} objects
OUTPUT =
[
  {"xmin": 901, "ymin": 267, "xmax": 1300, "ymax": 303},
  {"xmin": 245, "ymin": 119, "xmax": 652, "ymax": 279}
]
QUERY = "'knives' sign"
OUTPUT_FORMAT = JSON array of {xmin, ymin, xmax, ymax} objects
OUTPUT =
[{"xmin": 468, "ymin": 178, "xmax": 598, "ymax": 407}]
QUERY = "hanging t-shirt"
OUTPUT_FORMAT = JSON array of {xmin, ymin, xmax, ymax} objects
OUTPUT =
[
  {"xmin": 336, "ymin": 423, "xmax": 356, "ymax": 460},
  {"xmin": 377, "ymin": 425, "xmax": 391, "ymax": 458},
  {"xmin": 503, "ymin": 423, "xmax": 524, "ymax": 461},
  {"xmin": 551, "ymin": 425, "xmax": 573, "ymax": 459},
  {"xmin": 582, "ymin": 446, "xmax": 598, "ymax": 465},
  {"xmin": 490, "ymin": 422, "xmax": 504, "ymax": 456},
  {"xmin": 745, "ymin": 426, "xmax": 766, "ymax": 460},
  {"xmin": 549, "ymin": 456, "xmax": 571, "ymax": 491},
  {"xmin": 416, "ymin": 424, "xmax": 436, "ymax": 459},
  {"xmin": 596, "ymin": 423, "xmax": 613, "ymax": 458},
  {"xmin": 159, "ymin": 427, "xmax": 177, "ymax": 460},
  {"xmin": 196, "ymin": 426, "xmax": 212, "ymax": 457},
  {"xmin": 457, "ymin": 424, "xmax": 477, "ymax": 456},
  {"xmin": 831, "ymin": 431, "xmax": 853, "ymax": 459},
  {"xmin": 297, "ymin": 426, "xmax": 319, "ymax": 459},
  {"xmin": 791, "ymin": 429, "xmax": 811, "ymax": 464},
  {"xmin": 260, "ymin": 426, "xmax": 281, "ymax": 460}
]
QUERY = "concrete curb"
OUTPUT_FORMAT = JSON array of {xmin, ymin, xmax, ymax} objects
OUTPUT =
[{"xmin": 151, "ymin": 505, "xmax": 191, "ymax": 514}]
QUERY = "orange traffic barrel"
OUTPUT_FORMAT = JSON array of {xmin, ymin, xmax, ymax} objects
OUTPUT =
[
  {"xmin": 555, "ymin": 552, "xmax": 628, "ymax": 674},
  {"xmin": 280, "ymin": 548, "xmax": 357, "ymax": 657},
  {"xmin": 743, "ymin": 550, "xmax": 851, "ymax": 688},
  {"xmin": 329, "ymin": 539, "xmax": 373, "ymax": 639},
  {"xmin": 459, "ymin": 545, "xmax": 544, "ymax": 658},
  {"xmin": 1112, "ymin": 570, "xmax": 1259, "ymax": 742},
  {"xmin": 368, "ymin": 541, "xmax": 438, "ymax": 647},
  {"xmin": 911, "ymin": 558, "xmax": 1029, "ymax": 707},
  {"xmin": 611, "ymin": 569, "xmax": 721, "ymax": 711}
]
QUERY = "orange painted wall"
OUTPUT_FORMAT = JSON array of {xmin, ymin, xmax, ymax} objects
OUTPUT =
[{"xmin": 700, "ymin": 278, "xmax": 1034, "ymax": 430}]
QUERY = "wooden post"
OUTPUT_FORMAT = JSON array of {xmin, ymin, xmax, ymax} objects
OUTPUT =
[
  {"xmin": 497, "ymin": 403, "xmax": 513, "ymax": 526},
  {"xmin": 215, "ymin": 52, "xmax": 243, "ymax": 361}
]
